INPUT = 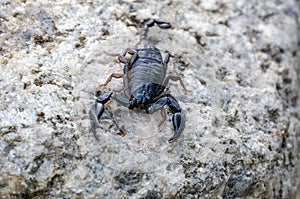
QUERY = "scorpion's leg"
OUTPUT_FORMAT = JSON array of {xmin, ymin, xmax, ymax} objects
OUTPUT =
[
  {"xmin": 103, "ymin": 48, "xmax": 136, "ymax": 58},
  {"xmin": 119, "ymin": 48, "xmax": 138, "ymax": 69},
  {"xmin": 99, "ymin": 73, "xmax": 123, "ymax": 87},
  {"xmin": 163, "ymin": 52, "xmax": 170, "ymax": 65},
  {"xmin": 161, "ymin": 52, "xmax": 190, "ymax": 93},
  {"xmin": 101, "ymin": 48, "xmax": 138, "ymax": 88},
  {"xmin": 158, "ymin": 108, "xmax": 167, "ymax": 128},
  {"xmin": 161, "ymin": 75, "xmax": 191, "ymax": 93},
  {"xmin": 118, "ymin": 52, "xmax": 133, "ymax": 98},
  {"xmin": 147, "ymin": 94, "xmax": 185, "ymax": 143}
]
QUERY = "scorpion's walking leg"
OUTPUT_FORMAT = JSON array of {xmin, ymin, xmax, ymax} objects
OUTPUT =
[
  {"xmin": 99, "ymin": 48, "xmax": 137, "ymax": 88},
  {"xmin": 162, "ymin": 52, "xmax": 190, "ymax": 93},
  {"xmin": 163, "ymin": 52, "xmax": 170, "ymax": 65},
  {"xmin": 118, "ymin": 50, "xmax": 137, "ymax": 98},
  {"xmin": 158, "ymin": 108, "xmax": 167, "ymax": 128},
  {"xmin": 99, "ymin": 73, "xmax": 123, "ymax": 87},
  {"xmin": 162, "ymin": 75, "xmax": 191, "ymax": 93},
  {"xmin": 147, "ymin": 94, "xmax": 185, "ymax": 143}
]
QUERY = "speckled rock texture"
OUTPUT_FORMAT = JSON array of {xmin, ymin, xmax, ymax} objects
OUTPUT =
[{"xmin": 0, "ymin": 0, "xmax": 299, "ymax": 198}]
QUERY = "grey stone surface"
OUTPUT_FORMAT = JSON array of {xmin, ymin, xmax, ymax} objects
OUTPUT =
[{"xmin": 0, "ymin": 0, "xmax": 299, "ymax": 198}]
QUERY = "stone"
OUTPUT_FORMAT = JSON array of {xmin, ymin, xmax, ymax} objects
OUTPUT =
[{"xmin": 0, "ymin": 0, "xmax": 299, "ymax": 198}]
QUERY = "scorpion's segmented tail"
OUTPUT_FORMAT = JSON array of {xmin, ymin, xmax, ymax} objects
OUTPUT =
[{"xmin": 140, "ymin": 19, "xmax": 172, "ymax": 41}]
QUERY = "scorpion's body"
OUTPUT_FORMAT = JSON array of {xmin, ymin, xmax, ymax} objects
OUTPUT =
[
  {"xmin": 124, "ymin": 48, "xmax": 166, "ymax": 107},
  {"xmin": 123, "ymin": 23, "xmax": 168, "ymax": 107},
  {"xmin": 90, "ymin": 19, "xmax": 188, "ymax": 143}
]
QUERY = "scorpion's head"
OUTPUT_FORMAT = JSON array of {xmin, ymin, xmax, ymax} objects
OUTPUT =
[
  {"xmin": 129, "ymin": 92, "xmax": 151, "ymax": 110},
  {"xmin": 129, "ymin": 98, "xmax": 137, "ymax": 109},
  {"xmin": 137, "ymin": 91, "xmax": 151, "ymax": 104},
  {"xmin": 129, "ymin": 85, "xmax": 152, "ymax": 110}
]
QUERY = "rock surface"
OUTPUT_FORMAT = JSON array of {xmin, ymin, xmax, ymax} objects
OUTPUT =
[{"xmin": 0, "ymin": 0, "xmax": 299, "ymax": 198}]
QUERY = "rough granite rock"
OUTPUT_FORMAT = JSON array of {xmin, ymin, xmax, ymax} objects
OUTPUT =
[{"xmin": 0, "ymin": 0, "xmax": 299, "ymax": 198}]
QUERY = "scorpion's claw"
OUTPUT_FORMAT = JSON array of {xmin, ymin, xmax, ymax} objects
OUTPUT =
[
  {"xmin": 168, "ymin": 112, "xmax": 185, "ymax": 143},
  {"xmin": 147, "ymin": 94, "xmax": 185, "ymax": 142},
  {"xmin": 89, "ymin": 102, "xmax": 104, "ymax": 140},
  {"xmin": 89, "ymin": 102, "xmax": 104, "ymax": 126},
  {"xmin": 89, "ymin": 92, "xmax": 113, "ymax": 134}
]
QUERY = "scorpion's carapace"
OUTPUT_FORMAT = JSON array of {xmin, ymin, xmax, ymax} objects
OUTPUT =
[{"xmin": 89, "ymin": 19, "xmax": 188, "ymax": 143}]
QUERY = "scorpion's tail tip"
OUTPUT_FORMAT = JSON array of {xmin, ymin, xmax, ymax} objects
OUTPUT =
[
  {"xmin": 158, "ymin": 22, "xmax": 172, "ymax": 29},
  {"xmin": 168, "ymin": 112, "xmax": 185, "ymax": 143}
]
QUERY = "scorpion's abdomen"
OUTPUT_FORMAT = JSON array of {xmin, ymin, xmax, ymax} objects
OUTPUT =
[{"xmin": 128, "ymin": 48, "xmax": 166, "ymax": 95}]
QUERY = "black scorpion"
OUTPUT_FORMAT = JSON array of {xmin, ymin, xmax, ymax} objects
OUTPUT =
[{"xmin": 89, "ymin": 19, "xmax": 189, "ymax": 143}]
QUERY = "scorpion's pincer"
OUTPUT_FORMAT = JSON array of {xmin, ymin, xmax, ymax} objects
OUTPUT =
[
  {"xmin": 169, "ymin": 112, "xmax": 185, "ymax": 143},
  {"xmin": 147, "ymin": 104, "xmax": 185, "ymax": 143},
  {"xmin": 89, "ymin": 92, "xmax": 113, "ymax": 128}
]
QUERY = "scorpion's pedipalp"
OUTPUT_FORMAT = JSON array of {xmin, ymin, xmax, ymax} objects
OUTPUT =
[
  {"xmin": 89, "ymin": 104, "xmax": 103, "ymax": 126},
  {"xmin": 89, "ymin": 92, "xmax": 113, "ymax": 131},
  {"xmin": 112, "ymin": 93, "xmax": 130, "ymax": 107},
  {"xmin": 147, "ymin": 94, "xmax": 185, "ymax": 142},
  {"xmin": 89, "ymin": 102, "xmax": 104, "ymax": 140},
  {"xmin": 89, "ymin": 92, "xmax": 130, "ymax": 133},
  {"xmin": 169, "ymin": 112, "xmax": 185, "ymax": 143}
]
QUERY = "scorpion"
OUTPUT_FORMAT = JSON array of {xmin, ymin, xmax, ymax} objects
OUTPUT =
[{"xmin": 89, "ymin": 19, "xmax": 189, "ymax": 143}]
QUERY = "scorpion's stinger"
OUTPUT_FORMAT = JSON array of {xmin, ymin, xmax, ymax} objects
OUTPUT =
[{"xmin": 140, "ymin": 19, "xmax": 172, "ymax": 42}]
